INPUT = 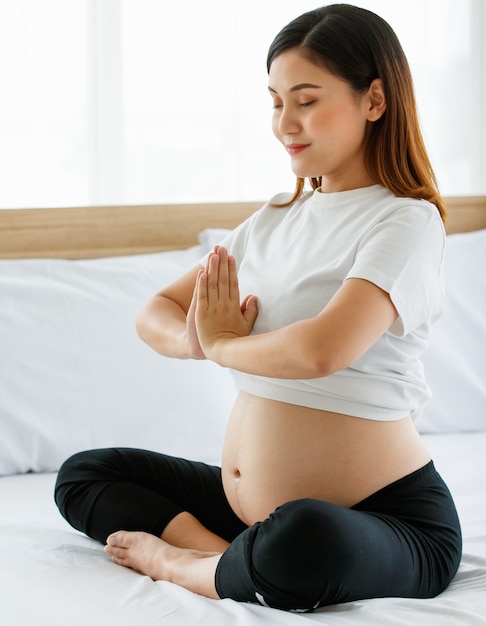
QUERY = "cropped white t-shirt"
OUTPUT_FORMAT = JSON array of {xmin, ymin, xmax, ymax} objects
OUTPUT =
[{"xmin": 204, "ymin": 185, "xmax": 446, "ymax": 421}]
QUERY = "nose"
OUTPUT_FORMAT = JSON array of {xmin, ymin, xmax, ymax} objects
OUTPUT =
[{"xmin": 275, "ymin": 105, "xmax": 301, "ymax": 136}]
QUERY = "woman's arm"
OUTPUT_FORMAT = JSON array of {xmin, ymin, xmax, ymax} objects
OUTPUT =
[
  {"xmin": 195, "ymin": 247, "xmax": 398, "ymax": 379},
  {"xmin": 136, "ymin": 265, "xmax": 206, "ymax": 359}
]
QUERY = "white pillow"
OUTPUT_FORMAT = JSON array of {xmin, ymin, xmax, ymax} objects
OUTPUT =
[
  {"xmin": 418, "ymin": 228, "xmax": 486, "ymax": 432},
  {"xmin": 0, "ymin": 245, "xmax": 239, "ymax": 475},
  {"xmin": 198, "ymin": 227, "xmax": 232, "ymax": 251}
]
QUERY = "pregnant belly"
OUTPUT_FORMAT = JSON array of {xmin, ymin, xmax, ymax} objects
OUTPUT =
[{"xmin": 221, "ymin": 391, "xmax": 430, "ymax": 526}]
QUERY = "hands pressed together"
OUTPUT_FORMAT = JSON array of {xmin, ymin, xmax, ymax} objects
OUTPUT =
[{"xmin": 186, "ymin": 246, "xmax": 258, "ymax": 362}]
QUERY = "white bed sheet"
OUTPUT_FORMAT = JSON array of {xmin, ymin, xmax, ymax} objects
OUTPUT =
[{"xmin": 1, "ymin": 433, "xmax": 485, "ymax": 626}]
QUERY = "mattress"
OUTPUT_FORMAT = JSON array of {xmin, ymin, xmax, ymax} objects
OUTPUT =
[{"xmin": 1, "ymin": 432, "xmax": 485, "ymax": 626}]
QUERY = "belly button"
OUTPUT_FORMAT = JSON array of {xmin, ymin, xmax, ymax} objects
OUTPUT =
[{"xmin": 232, "ymin": 467, "xmax": 241, "ymax": 479}]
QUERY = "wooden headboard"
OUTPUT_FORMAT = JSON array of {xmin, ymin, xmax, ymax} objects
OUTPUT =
[{"xmin": 0, "ymin": 196, "xmax": 485, "ymax": 260}]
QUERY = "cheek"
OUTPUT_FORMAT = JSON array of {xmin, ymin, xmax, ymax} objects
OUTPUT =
[
  {"xmin": 313, "ymin": 107, "xmax": 366, "ymax": 144},
  {"xmin": 313, "ymin": 104, "xmax": 349, "ymax": 129}
]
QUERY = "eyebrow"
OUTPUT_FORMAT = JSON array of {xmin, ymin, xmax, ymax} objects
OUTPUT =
[{"xmin": 268, "ymin": 83, "xmax": 322, "ymax": 94}]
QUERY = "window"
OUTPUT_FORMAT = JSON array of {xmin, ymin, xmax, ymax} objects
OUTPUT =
[{"xmin": 0, "ymin": 0, "xmax": 484, "ymax": 208}]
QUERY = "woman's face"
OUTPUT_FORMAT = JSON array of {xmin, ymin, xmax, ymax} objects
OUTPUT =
[{"xmin": 268, "ymin": 48, "xmax": 381, "ymax": 192}]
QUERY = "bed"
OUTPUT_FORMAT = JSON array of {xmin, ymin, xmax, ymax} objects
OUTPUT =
[{"xmin": 1, "ymin": 195, "xmax": 485, "ymax": 626}]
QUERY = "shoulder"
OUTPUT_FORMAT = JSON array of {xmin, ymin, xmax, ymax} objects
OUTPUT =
[
  {"xmin": 373, "ymin": 187, "xmax": 444, "ymax": 227},
  {"xmin": 383, "ymin": 197, "xmax": 446, "ymax": 252},
  {"xmin": 357, "ymin": 187, "xmax": 446, "ymax": 244},
  {"xmin": 355, "ymin": 195, "xmax": 445, "ymax": 268}
]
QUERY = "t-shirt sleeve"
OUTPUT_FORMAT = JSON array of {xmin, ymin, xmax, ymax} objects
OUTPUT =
[{"xmin": 346, "ymin": 205, "xmax": 446, "ymax": 336}]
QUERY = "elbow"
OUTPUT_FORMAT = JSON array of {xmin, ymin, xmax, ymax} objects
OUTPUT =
[
  {"xmin": 311, "ymin": 345, "xmax": 359, "ymax": 378},
  {"xmin": 135, "ymin": 315, "xmax": 144, "ymax": 340},
  {"xmin": 308, "ymin": 344, "xmax": 343, "ymax": 378},
  {"xmin": 292, "ymin": 324, "xmax": 341, "ymax": 378},
  {"xmin": 135, "ymin": 305, "xmax": 150, "ymax": 343},
  {"xmin": 311, "ymin": 355, "xmax": 337, "ymax": 378}
]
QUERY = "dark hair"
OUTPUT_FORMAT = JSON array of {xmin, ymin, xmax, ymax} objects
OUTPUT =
[{"xmin": 267, "ymin": 4, "xmax": 445, "ymax": 220}]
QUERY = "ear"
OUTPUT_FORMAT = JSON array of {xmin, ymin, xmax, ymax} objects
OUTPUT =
[{"xmin": 367, "ymin": 78, "xmax": 386, "ymax": 122}]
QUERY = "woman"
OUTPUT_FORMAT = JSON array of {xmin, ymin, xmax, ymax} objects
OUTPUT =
[{"xmin": 55, "ymin": 4, "xmax": 461, "ymax": 611}]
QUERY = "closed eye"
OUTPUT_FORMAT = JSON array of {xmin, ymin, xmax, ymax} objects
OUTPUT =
[{"xmin": 272, "ymin": 101, "xmax": 314, "ymax": 110}]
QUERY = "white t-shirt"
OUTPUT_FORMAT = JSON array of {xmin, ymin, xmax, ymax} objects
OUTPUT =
[{"xmin": 204, "ymin": 184, "xmax": 446, "ymax": 421}]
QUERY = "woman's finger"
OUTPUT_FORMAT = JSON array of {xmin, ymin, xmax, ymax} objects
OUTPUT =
[
  {"xmin": 206, "ymin": 253, "xmax": 220, "ymax": 304},
  {"xmin": 216, "ymin": 247, "xmax": 230, "ymax": 301},
  {"xmin": 228, "ymin": 254, "xmax": 240, "ymax": 304},
  {"xmin": 195, "ymin": 269, "xmax": 208, "ymax": 310},
  {"xmin": 205, "ymin": 246, "xmax": 219, "ymax": 273}
]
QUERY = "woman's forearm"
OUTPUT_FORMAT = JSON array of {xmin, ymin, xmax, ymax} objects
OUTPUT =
[
  {"xmin": 205, "ymin": 318, "xmax": 335, "ymax": 379},
  {"xmin": 136, "ymin": 296, "xmax": 195, "ymax": 359},
  {"xmin": 136, "ymin": 265, "xmax": 206, "ymax": 360}
]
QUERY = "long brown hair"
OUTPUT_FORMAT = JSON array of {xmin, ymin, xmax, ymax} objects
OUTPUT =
[{"xmin": 266, "ymin": 4, "xmax": 446, "ymax": 221}]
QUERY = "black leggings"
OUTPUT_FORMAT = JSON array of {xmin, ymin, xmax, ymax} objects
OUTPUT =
[{"xmin": 54, "ymin": 448, "xmax": 462, "ymax": 612}]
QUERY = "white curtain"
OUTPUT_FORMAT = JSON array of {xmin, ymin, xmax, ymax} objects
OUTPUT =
[{"xmin": 0, "ymin": 0, "xmax": 484, "ymax": 209}]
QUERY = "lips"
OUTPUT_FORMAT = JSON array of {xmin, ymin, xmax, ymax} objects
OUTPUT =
[{"xmin": 285, "ymin": 143, "xmax": 310, "ymax": 155}]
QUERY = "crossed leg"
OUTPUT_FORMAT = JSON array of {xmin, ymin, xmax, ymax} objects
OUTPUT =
[{"xmin": 55, "ymin": 449, "xmax": 246, "ymax": 599}]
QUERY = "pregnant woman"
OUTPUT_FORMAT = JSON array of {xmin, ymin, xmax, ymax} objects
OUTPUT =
[{"xmin": 55, "ymin": 4, "xmax": 461, "ymax": 611}]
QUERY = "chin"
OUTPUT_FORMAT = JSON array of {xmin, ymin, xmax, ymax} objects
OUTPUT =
[
  {"xmin": 289, "ymin": 161, "xmax": 323, "ymax": 180},
  {"xmin": 293, "ymin": 171, "xmax": 322, "ymax": 181},
  {"xmin": 291, "ymin": 166, "xmax": 318, "ymax": 179}
]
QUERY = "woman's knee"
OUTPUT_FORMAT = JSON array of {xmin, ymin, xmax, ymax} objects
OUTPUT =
[
  {"xmin": 253, "ymin": 498, "xmax": 354, "ymax": 576},
  {"xmin": 54, "ymin": 448, "xmax": 120, "ymax": 520},
  {"xmin": 218, "ymin": 498, "xmax": 356, "ymax": 611}
]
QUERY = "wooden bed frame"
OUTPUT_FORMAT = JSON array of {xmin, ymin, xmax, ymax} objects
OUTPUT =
[{"xmin": 1, "ymin": 196, "xmax": 485, "ymax": 259}]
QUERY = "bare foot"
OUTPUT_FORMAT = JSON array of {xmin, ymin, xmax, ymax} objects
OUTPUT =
[{"xmin": 104, "ymin": 531, "xmax": 222, "ymax": 598}]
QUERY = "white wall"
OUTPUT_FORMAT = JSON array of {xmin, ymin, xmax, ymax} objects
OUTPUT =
[{"xmin": 0, "ymin": 0, "xmax": 483, "ymax": 208}]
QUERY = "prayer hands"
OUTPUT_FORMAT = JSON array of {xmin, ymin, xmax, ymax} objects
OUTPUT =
[
  {"xmin": 186, "ymin": 281, "xmax": 206, "ymax": 359},
  {"xmin": 195, "ymin": 246, "xmax": 258, "ymax": 361}
]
